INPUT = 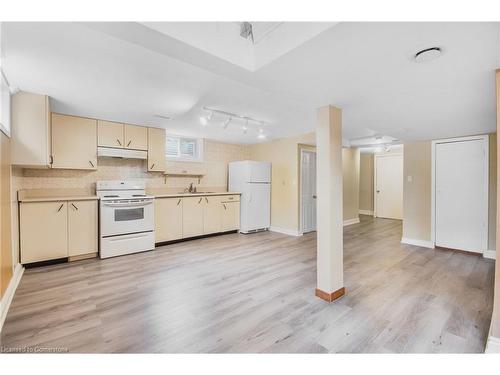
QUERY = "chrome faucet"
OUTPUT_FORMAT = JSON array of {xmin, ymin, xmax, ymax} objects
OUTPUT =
[{"xmin": 185, "ymin": 183, "xmax": 196, "ymax": 193}]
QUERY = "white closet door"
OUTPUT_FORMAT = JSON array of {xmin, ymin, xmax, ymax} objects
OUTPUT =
[
  {"xmin": 301, "ymin": 150, "xmax": 317, "ymax": 233},
  {"xmin": 375, "ymin": 154, "xmax": 403, "ymax": 220},
  {"xmin": 435, "ymin": 139, "xmax": 487, "ymax": 252}
]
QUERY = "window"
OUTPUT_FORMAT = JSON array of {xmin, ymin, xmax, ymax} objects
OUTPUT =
[{"xmin": 166, "ymin": 135, "xmax": 204, "ymax": 162}]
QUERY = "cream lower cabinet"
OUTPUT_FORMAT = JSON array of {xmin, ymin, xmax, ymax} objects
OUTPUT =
[
  {"xmin": 68, "ymin": 200, "xmax": 98, "ymax": 257},
  {"xmin": 203, "ymin": 196, "xmax": 222, "ymax": 234},
  {"xmin": 182, "ymin": 196, "xmax": 205, "ymax": 238},
  {"xmin": 156, "ymin": 194, "xmax": 240, "ymax": 244},
  {"xmin": 20, "ymin": 199, "xmax": 98, "ymax": 264},
  {"xmin": 20, "ymin": 201, "xmax": 68, "ymax": 264},
  {"xmin": 221, "ymin": 201, "xmax": 240, "ymax": 232},
  {"xmin": 155, "ymin": 197, "xmax": 183, "ymax": 242}
]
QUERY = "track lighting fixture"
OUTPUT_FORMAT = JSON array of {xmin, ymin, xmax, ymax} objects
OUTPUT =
[
  {"xmin": 222, "ymin": 117, "xmax": 232, "ymax": 129},
  {"xmin": 201, "ymin": 106, "xmax": 269, "ymax": 140}
]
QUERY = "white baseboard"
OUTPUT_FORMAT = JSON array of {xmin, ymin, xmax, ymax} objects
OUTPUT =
[
  {"xmin": 483, "ymin": 250, "xmax": 496, "ymax": 260},
  {"xmin": 343, "ymin": 218, "xmax": 360, "ymax": 226},
  {"xmin": 269, "ymin": 227, "xmax": 303, "ymax": 237},
  {"xmin": 0, "ymin": 263, "xmax": 24, "ymax": 332},
  {"xmin": 485, "ymin": 335, "xmax": 500, "ymax": 353},
  {"xmin": 401, "ymin": 237, "xmax": 435, "ymax": 249},
  {"xmin": 358, "ymin": 210, "xmax": 373, "ymax": 216}
]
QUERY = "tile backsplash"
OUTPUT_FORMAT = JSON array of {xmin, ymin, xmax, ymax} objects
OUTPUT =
[{"xmin": 12, "ymin": 139, "xmax": 250, "ymax": 193}]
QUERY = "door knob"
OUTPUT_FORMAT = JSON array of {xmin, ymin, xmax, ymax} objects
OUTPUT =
[
  {"xmin": 312, "ymin": 195, "xmax": 317, "ymax": 199},
  {"xmin": 376, "ymin": 190, "xmax": 380, "ymax": 193}
]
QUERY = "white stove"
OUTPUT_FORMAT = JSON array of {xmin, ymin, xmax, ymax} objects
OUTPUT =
[{"xmin": 97, "ymin": 180, "xmax": 155, "ymax": 259}]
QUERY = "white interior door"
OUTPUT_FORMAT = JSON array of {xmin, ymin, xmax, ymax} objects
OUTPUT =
[
  {"xmin": 301, "ymin": 150, "xmax": 317, "ymax": 233},
  {"xmin": 435, "ymin": 139, "xmax": 487, "ymax": 252},
  {"xmin": 375, "ymin": 154, "xmax": 403, "ymax": 220}
]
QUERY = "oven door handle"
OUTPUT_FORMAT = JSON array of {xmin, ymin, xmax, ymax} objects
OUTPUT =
[{"xmin": 102, "ymin": 201, "xmax": 153, "ymax": 207}]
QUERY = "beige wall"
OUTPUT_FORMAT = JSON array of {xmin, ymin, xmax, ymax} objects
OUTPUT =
[
  {"xmin": 402, "ymin": 141, "xmax": 432, "ymax": 242},
  {"xmin": 488, "ymin": 133, "xmax": 497, "ymax": 252},
  {"xmin": 342, "ymin": 148, "xmax": 360, "ymax": 221},
  {"xmin": 359, "ymin": 153, "xmax": 374, "ymax": 213},
  {"xmin": 248, "ymin": 132, "xmax": 360, "ymax": 232},
  {"xmin": 1, "ymin": 131, "xmax": 13, "ymax": 298},
  {"xmin": 491, "ymin": 70, "xmax": 500, "ymax": 340}
]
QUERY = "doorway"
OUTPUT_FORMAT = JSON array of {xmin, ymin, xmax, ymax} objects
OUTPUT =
[
  {"xmin": 374, "ymin": 152, "xmax": 403, "ymax": 220},
  {"xmin": 300, "ymin": 149, "xmax": 317, "ymax": 233},
  {"xmin": 432, "ymin": 135, "xmax": 489, "ymax": 253}
]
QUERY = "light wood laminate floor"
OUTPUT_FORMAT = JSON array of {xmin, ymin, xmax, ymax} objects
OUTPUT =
[{"xmin": 1, "ymin": 216, "xmax": 495, "ymax": 353}]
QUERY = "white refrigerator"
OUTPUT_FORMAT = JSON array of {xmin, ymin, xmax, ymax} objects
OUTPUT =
[{"xmin": 228, "ymin": 160, "xmax": 271, "ymax": 233}]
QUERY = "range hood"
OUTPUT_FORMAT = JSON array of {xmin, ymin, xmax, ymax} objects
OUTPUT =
[{"xmin": 97, "ymin": 147, "xmax": 148, "ymax": 160}]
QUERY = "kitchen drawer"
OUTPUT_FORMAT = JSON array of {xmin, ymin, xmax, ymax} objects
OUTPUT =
[
  {"xmin": 220, "ymin": 195, "xmax": 240, "ymax": 203},
  {"xmin": 100, "ymin": 231, "xmax": 154, "ymax": 259}
]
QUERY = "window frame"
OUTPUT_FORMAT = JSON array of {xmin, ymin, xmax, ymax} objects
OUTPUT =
[{"xmin": 165, "ymin": 134, "xmax": 204, "ymax": 162}]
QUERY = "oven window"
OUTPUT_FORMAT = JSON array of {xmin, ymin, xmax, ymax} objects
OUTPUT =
[{"xmin": 115, "ymin": 208, "xmax": 144, "ymax": 221}]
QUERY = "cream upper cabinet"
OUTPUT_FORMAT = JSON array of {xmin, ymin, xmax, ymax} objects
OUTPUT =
[
  {"xmin": 147, "ymin": 127, "xmax": 166, "ymax": 172},
  {"xmin": 203, "ymin": 196, "xmax": 222, "ymax": 234},
  {"xmin": 98, "ymin": 120, "xmax": 124, "ymax": 148},
  {"xmin": 221, "ymin": 201, "xmax": 240, "ymax": 232},
  {"xmin": 182, "ymin": 196, "xmax": 204, "ymax": 238},
  {"xmin": 51, "ymin": 114, "xmax": 97, "ymax": 170},
  {"xmin": 124, "ymin": 124, "xmax": 148, "ymax": 150},
  {"xmin": 11, "ymin": 91, "xmax": 51, "ymax": 167},
  {"xmin": 68, "ymin": 200, "xmax": 98, "ymax": 257},
  {"xmin": 20, "ymin": 201, "xmax": 68, "ymax": 264},
  {"xmin": 155, "ymin": 197, "xmax": 183, "ymax": 242}
]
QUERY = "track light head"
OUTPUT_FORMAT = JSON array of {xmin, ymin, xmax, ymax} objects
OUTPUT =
[{"xmin": 222, "ymin": 117, "xmax": 232, "ymax": 129}]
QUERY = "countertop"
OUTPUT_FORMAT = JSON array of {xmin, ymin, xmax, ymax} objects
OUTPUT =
[
  {"xmin": 150, "ymin": 191, "xmax": 241, "ymax": 199},
  {"xmin": 18, "ymin": 189, "xmax": 99, "ymax": 203},
  {"xmin": 18, "ymin": 188, "xmax": 240, "ymax": 202}
]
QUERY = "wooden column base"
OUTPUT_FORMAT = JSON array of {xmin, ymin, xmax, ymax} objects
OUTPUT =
[{"xmin": 315, "ymin": 287, "xmax": 345, "ymax": 302}]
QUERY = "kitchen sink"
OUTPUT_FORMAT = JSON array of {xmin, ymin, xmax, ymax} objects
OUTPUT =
[{"xmin": 177, "ymin": 191, "xmax": 216, "ymax": 194}]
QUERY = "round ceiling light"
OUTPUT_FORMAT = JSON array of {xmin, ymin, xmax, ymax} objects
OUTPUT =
[{"xmin": 414, "ymin": 47, "xmax": 441, "ymax": 63}]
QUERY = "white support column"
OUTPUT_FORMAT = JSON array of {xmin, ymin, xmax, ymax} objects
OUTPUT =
[{"xmin": 315, "ymin": 105, "xmax": 345, "ymax": 302}]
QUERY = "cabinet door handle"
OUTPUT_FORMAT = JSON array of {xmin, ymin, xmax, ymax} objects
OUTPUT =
[
  {"xmin": 71, "ymin": 203, "xmax": 78, "ymax": 210},
  {"xmin": 150, "ymin": 163, "xmax": 155, "ymax": 170},
  {"xmin": 205, "ymin": 197, "xmax": 208, "ymax": 203},
  {"xmin": 177, "ymin": 199, "xmax": 181, "ymax": 206},
  {"xmin": 89, "ymin": 160, "xmax": 95, "ymax": 168},
  {"xmin": 57, "ymin": 203, "xmax": 64, "ymax": 212},
  {"xmin": 198, "ymin": 198, "xmax": 202, "ymax": 204},
  {"xmin": 127, "ymin": 140, "xmax": 131, "ymax": 147},
  {"xmin": 117, "ymin": 139, "xmax": 122, "ymax": 146},
  {"xmin": 223, "ymin": 204, "xmax": 227, "ymax": 210}
]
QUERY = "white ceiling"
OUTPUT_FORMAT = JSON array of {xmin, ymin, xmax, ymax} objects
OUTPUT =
[
  {"xmin": 141, "ymin": 22, "xmax": 335, "ymax": 71},
  {"xmin": 3, "ymin": 22, "xmax": 500, "ymax": 144}
]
